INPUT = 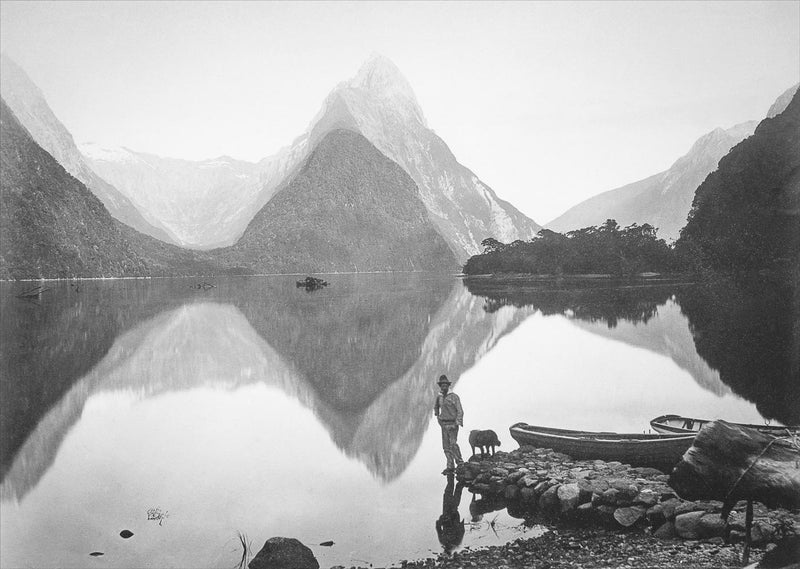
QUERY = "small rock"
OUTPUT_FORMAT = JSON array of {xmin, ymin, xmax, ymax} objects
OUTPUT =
[
  {"xmin": 558, "ymin": 483, "xmax": 581, "ymax": 513},
  {"xmin": 520, "ymin": 487, "xmax": 537, "ymax": 502},
  {"xmin": 599, "ymin": 488, "xmax": 620, "ymax": 506},
  {"xmin": 504, "ymin": 484, "xmax": 520, "ymax": 500},
  {"xmin": 675, "ymin": 511, "xmax": 705, "ymax": 539},
  {"xmin": 698, "ymin": 513, "xmax": 726, "ymax": 538},
  {"xmin": 654, "ymin": 521, "xmax": 677, "ymax": 539},
  {"xmin": 614, "ymin": 506, "xmax": 647, "ymax": 528},
  {"xmin": 539, "ymin": 485, "xmax": 561, "ymax": 515},
  {"xmin": 634, "ymin": 489, "xmax": 658, "ymax": 507},
  {"xmin": 752, "ymin": 521, "xmax": 777, "ymax": 545},
  {"xmin": 646, "ymin": 504, "xmax": 666, "ymax": 527}
]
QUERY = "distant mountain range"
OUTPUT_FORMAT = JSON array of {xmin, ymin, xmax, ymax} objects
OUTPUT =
[
  {"xmin": 547, "ymin": 84, "xmax": 799, "ymax": 241},
  {"xmin": 1, "ymin": 54, "xmax": 538, "ymax": 275},
  {"xmin": 1, "ymin": 51, "xmax": 797, "ymax": 278},
  {"xmin": 79, "ymin": 55, "xmax": 540, "ymax": 259}
]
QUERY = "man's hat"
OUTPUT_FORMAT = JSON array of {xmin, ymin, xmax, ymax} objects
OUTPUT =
[{"xmin": 437, "ymin": 374, "xmax": 451, "ymax": 385}]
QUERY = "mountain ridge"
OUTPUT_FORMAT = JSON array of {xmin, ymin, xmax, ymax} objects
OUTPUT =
[
  {"xmin": 547, "ymin": 84, "xmax": 799, "ymax": 240},
  {"xmin": 0, "ymin": 54, "xmax": 179, "ymax": 244}
]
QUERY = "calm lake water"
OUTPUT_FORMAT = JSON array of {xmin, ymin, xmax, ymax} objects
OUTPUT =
[{"xmin": 0, "ymin": 274, "xmax": 793, "ymax": 568}]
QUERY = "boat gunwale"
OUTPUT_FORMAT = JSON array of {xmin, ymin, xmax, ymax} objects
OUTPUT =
[{"xmin": 649, "ymin": 414, "xmax": 799, "ymax": 435}]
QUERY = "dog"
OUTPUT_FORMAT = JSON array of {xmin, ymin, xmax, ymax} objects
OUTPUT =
[{"xmin": 468, "ymin": 429, "xmax": 501, "ymax": 457}]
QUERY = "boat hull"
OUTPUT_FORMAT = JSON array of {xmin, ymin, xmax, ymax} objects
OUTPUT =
[
  {"xmin": 509, "ymin": 422, "xmax": 695, "ymax": 470},
  {"xmin": 650, "ymin": 414, "xmax": 798, "ymax": 436}
]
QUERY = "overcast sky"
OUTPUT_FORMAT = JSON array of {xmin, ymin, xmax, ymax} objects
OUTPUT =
[{"xmin": 1, "ymin": 1, "xmax": 798, "ymax": 223}]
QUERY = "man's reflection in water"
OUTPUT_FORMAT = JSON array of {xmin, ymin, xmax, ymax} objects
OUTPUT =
[{"xmin": 436, "ymin": 473, "xmax": 465, "ymax": 554}]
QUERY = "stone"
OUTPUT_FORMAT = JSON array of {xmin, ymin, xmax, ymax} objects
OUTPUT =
[
  {"xmin": 557, "ymin": 483, "xmax": 581, "ymax": 513},
  {"xmin": 752, "ymin": 521, "xmax": 777, "ymax": 545},
  {"xmin": 576, "ymin": 479, "xmax": 594, "ymax": 503},
  {"xmin": 728, "ymin": 530, "xmax": 746, "ymax": 544},
  {"xmin": 507, "ymin": 470, "xmax": 526, "ymax": 483},
  {"xmin": 504, "ymin": 484, "xmax": 520, "ymax": 501},
  {"xmin": 646, "ymin": 504, "xmax": 666, "ymax": 527},
  {"xmin": 490, "ymin": 467, "xmax": 510, "ymax": 478},
  {"xmin": 576, "ymin": 502, "xmax": 595, "ymax": 520},
  {"xmin": 654, "ymin": 521, "xmax": 677, "ymax": 539},
  {"xmin": 614, "ymin": 506, "xmax": 647, "ymax": 528},
  {"xmin": 599, "ymin": 488, "xmax": 620, "ymax": 506},
  {"xmin": 634, "ymin": 489, "xmax": 658, "ymax": 507},
  {"xmin": 698, "ymin": 513, "xmax": 726, "ymax": 538},
  {"xmin": 249, "ymin": 537, "xmax": 319, "ymax": 569},
  {"xmin": 539, "ymin": 485, "xmax": 561, "ymax": 515},
  {"xmin": 660, "ymin": 498, "xmax": 681, "ymax": 520},
  {"xmin": 674, "ymin": 501, "xmax": 720, "ymax": 516},
  {"xmin": 520, "ymin": 488, "xmax": 537, "ymax": 503},
  {"xmin": 534, "ymin": 481, "xmax": 549, "ymax": 494},
  {"xmin": 610, "ymin": 480, "xmax": 640, "ymax": 501},
  {"xmin": 517, "ymin": 475, "xmax": 538, "ymax": 488},
  {"xmin": 675, "ymin": 511, "xmax": 705, "ymax": 539}
]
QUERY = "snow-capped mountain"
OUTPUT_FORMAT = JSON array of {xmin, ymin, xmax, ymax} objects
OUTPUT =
[
  {"xmin": 81, "ymin": 144, "xmax": 264, "ymax": 249},
  {"xmin": 81, "ymin": 55, "xmax": 540, "ymax": 259},
  {"xmin": 547, "ymin": 84, "xmax": 799, "ymax": 241},
  {"xmin": 0, "ymin": 54, "xmax": 178, "ymax": 245},
  {"xmin": 299, "ymin": 54, "xmax": 541, "ymax": 260}
]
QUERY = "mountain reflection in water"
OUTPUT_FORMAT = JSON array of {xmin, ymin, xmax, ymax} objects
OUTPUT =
[
  {"xmin": 0, "ymin": 274, "xmax": 534, "ymax": 502},
  {"xmin": 463, "ymin": 277, "xmax": 799, "ymax": 424},
  {"xmin": 0, "ymin": 274, "xmax": 783, "ymax": 568}
]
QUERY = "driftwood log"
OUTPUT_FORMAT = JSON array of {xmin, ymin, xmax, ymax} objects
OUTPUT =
[
  {"xmin": 669, "ymin": 420, "xmax": 800, "ymax": 511},
  {"xmin": 669, "ymin": 420, "xmax": 799, "ymax": 565}
]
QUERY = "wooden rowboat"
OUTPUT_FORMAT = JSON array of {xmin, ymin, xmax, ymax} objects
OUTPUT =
[
  {"xmin": 650, "ymin": 414, "xmax": 798, "ymax": 436},
  {"xmin": 509, "ymin": 422, "xmax": 696, "ymax": 469}
]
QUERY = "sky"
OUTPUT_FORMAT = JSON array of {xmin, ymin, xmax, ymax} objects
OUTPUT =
[{"xmin": 1, "ymin": 1, "xmax": 798, "ymax": 223}]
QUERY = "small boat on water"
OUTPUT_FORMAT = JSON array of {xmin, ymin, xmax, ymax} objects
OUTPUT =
[
  {"xmin": 509, "ymin": 422, "xmax": 696, "ymax": 469},
  {"xmin": 649, "ymin": 414, "xmax": 798, "ymax": 436}
]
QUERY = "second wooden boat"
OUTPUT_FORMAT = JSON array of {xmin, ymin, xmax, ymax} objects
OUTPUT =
[
  {"xmin": 650, "ymin": 414, "xmax": 798, "ymax": 436},
  {"xmin": 509, "ymin": 422, "xmax": 695, "ymax": 469}
]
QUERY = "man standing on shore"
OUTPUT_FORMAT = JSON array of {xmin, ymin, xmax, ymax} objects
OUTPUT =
[{"xmin": 433, "ymin": 374, "xmax": 464, "ymax": 475}]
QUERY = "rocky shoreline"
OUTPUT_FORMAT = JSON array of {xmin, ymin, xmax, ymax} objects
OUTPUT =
[{"xmin": 252, "ymin": 446, "xmax": 799, "ymax": 568}]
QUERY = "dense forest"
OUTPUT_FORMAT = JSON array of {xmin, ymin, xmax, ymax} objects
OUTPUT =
[
  {"xmin": 465, "ymin": 89, "xmax": 799, "ymax": 280},
  {"xmin": 463, "ymin": 220, "xmax": 678, "ymax": 276}
]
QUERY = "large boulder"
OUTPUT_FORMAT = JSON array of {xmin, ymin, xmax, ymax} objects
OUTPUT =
[{"xmin": 249, "ymin": 537, "xmax": 319, "ymax": 569}]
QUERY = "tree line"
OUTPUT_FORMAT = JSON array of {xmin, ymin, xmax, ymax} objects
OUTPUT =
[{"xmin": 463, "ymin": 220, "xmax": 680, "ymax": 276}]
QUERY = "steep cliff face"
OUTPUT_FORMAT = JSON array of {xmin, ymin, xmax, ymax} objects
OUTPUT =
[
  {"xmin": 0, "ymin": 55, "xmax": 177, "ymax": 244},
  {"xmin": 0, "ymin": 99, "xmax": 217, "ymax": 279},
  {"xmin": 225, "ymin": 129, "xmax": 458, "ymax": 273},
  {"xmin": 548, "ymin": 84, "xmax": 799, "ymax": 241},
  {"xmin": 0, "ymin": 98, "xmax": 151, "ymax": 279},
  {"xmin": 678, "ymin": 88, "xmax": 800, "ymax": 274}
]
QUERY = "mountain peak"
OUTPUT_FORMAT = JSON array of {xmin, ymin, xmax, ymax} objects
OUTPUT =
[
  {"xmin": 342, "ymin": 54, "xmax": 427, "ymax": 126},
  {"xmin": 351, "ymin": 53, "xmax": 405, "ymax": 87}
]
